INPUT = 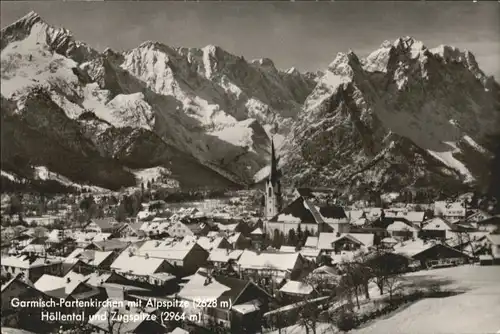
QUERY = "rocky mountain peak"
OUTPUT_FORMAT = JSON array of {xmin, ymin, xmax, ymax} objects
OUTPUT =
[{"xmin": 281, "ymin": 38, "xmax": 500, "ymax": 198}]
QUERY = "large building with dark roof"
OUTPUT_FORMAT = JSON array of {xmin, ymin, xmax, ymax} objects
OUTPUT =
[{"xmin": 265, "ymin": 195, "xmax": 349, "ymax": 236}]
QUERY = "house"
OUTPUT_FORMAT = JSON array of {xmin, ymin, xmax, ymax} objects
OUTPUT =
[
  {"xmin": 316, "ymin": 233, "xmax": 375, "ymax": 255},
  {"xmin": 475, "ymin": 216, "xmax": 500, "ymax": 233},
  {"xmin": 46, "ymin": 229, "xmax": 70, "ymax": 243},
  {"xmin": 304, "ymin": 236, "xmax": 318, "ymax": 249},
  {"xmin": 279, "ymin": 280, "xmax": 315, "ymax": 299},
  {"xmin": 385, "ymin": 219, "xmax": 420, "ymax": 240},
  {"xmin": 346, "ymin": 210, "xmax": 365, "ymax": 223},
  {"xmin": 1, "ymin": 255, "xmax": 63, "ymax": 283},
  {"xmin": 177, "ymin": 271, "xmax": 272, "ymax": 332},
  {"xmin": 215, "ymin": 222, "xmax": 244, "ymax": 234},
  {"xmin": 434, "ymin": 201, "xmax": 466, "ymax": 220},
  {"xmin": 420, "ymin": 217, "xmax": 456, "ymax": 239},
  {"xmin": 110, "ymin": 252, "xmax": 175, "ymax": 284},
  {"xmin": 293, "ymin": 188, "xmax": 338, "ymax": 205},
  {"xmin": 141, "ymin": 222, "xmax": 171, "ymax": 239},
  {"xmin": 380, "ymin": 237, "xmax": 399, "ymax": 248},
  {"xmin": 465, "ymin": 210, "xmax": 492, "ymax": 225},
  {"xmin": 63, "ymin": 269, "xmax": 129, "ymax": 288},
  {"xmin": 299, "ymin": 248, "xmax": 322, "ymax": 263},
  {"xmin": 65, "ymin": 248, "xmax": 117, "ymax": 269},
  {"xmin": 226, "ymin": 232, "xmax": 247, "ymax": 250},
  {"xmin": 20, "ymin": 244, "xmax": 47, "ymax": 257},
  {"xmin": 167, "ymin": 220, "xmax": 196, "ymax": 238},
  {"xmin": 34, "ymin": 274, "xmax": 103, "ymax": 305},
  {"xmin": 121, "ymin": 222, "xmax": 146, "ymax": 238},
  {"xmin": 136, "ymin": 238, "xmax": 209, "ymax": 275},
  {"xmin": 84, "ymin": 218, "xmax": 123, "ymax": 235},
  {"xmin": 208, "ymin": 249, "xmax": 244, "ymax": 268},
  {"xmin": 395, "ymin": 239, "xmax": 470, "ymax": 269},
  {"xmin": 395, "ymin": 211, "xmax": 426, "ymax": 226},
  {"xmin": 184, "ymin": 235, "xmax": 232, "ymax": 252},
  {"xmin": 266, "ymin": 196, "xmax": 349, "ymax": 237},
  {"xmin": 236, "ymin": 250, "xmax": 310, "ymax": 282},
  {"xmin": 484, "ymin": 234, "xmax": 500, "ymax": 265},
  {"xmin": 88, "ymin": 299, "xmax": 165, "ymax": 334},
  {"xmin": 88, "ymin": 239, "xmax": 131, "ymax": 252},
  {"xmin": 1, "ymin": 275, "xmax": 53, "ymax": 332},
  {"xmin": 279, "ymin": 246, "xmax": 297, "ymax": 253}
]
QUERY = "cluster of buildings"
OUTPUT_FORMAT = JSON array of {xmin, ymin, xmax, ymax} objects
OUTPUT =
[{"xmin": 2, "ymin": 141, "xmax": 500, "ymax": 334}]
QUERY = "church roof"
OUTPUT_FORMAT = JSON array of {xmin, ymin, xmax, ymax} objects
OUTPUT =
[{"xmin": 269, "ymin": 197, "xmax": 319, "ymax": 223}]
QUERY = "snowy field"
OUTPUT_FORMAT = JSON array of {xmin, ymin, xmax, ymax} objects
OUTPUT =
[{"xmin": 352, "ymin": 265, "xmax": 500, "ymax": 334}]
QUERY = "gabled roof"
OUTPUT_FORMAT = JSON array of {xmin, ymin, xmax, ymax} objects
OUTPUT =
[
  {"xmin": 251, "ymin": 228, "xmax": 264, "ymax": 235},
  {"xmin": 208, "ymin": 249, "xmax": 244, "ymax": 263},
  {"xmin": 269, "ymin": 197, "xmax": 320, "ymax": 223},
  {"xmin": 386, "ymin": 219, "xmax": 420, "ymax": 232},
  {"xmin": 486, "ymin": 234, "xmax": 500, "ymax": 245},
  {"xmin": 475, "ymin": 215, "xmax": 500, "ymax": 226},
  {"xmin": 34, "ymin": 274, "xmax": 97, "ymax": 299},
  {"xmin": 110, "ymin": 252, "xmax": 171, "ymax": 276},
  {"xmin": 91, "ymin": 239, "xmax": 130, "ymax": 251},
  {"xmin": 317, "ymin": 232, "xmax": 374, "ymax": 250},
  {"xmin": 237, "ymin": 250, "xmax": 303, "ymax": 271},
  {"xmin": 63, "ymin": 270, "xmax": 117, "ymax": 287},
  {"xmin": 279, "ymin": 280, "xmax": 313, "ymax": 295},
  {"xmin": 394, "ymin": 239, "xmax": 468, "ymax": 259},
  {"xmin": 279, "ymin": 246, "xmax": 297, "ymax": 253},
  {"xmin": 312, "ymin": 265, "xmax": 339, "ymax": 276},
  {"xmin": 1, "ymin": 255, "xmax": 62, "ymax": 269},
  {"xmin": 178, "ymin": 271, "xmax": 271, "ymax": 306},
  {"xmin": 183, "ymin": 235, "xmax": 227, "ymax": 251},
  {"xmin": 422, "ymin": 217, "xmax": 455, "ymax": 230},
  {"xmin": 304, "ymin": 236, "xmax": 318, "ymax": 248},
  {"xmin": 137, "ymin": 237, "xmax": 207, "ymax": 261},
  {"xmin": 69, "ymin": 250, "xmax": 114, "ymax": 267},
  {"xmin": 88, "ymin": 217, "xmax": 119, "ymax": 231},
  {"xmin": 319, "ymin": 206, "xmax": 347, "ymax": 220},
  {"xmin": 397, "ymin": 211, "xmax": 426, "ymax": 222}
]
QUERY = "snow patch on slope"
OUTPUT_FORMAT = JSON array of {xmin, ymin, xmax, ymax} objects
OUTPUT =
[
  {"xmin": 304, "ymin": 70, "xmax": 350, "ymax": 112},
  {"xmin": 426, "ymin": 142, "xmax": 474, "ymax": 183},
  {"xmin": 254, "ymin": 165, "xmax": 270, "ymax": 183},
  {"xmin": 105, "ymin": 93, "xmax": 155, "ymax": 130},
  {"xmin": 1, "ymin": 170, "xmax": 19, "ymax": 182},
  {"xmin": 210, "ymin": 119, "xmax": 257, "ymax": 151},
  {"xmin": 131, "ymin": 167, "xmax": 180, "ymax": 189},
  {"xmin": 33, "ymin": 166, "xmax": 107, "ymax": 191},
  {"xmin": 1, "ymin": 22, "xmax": 79, "ymax": 98}
]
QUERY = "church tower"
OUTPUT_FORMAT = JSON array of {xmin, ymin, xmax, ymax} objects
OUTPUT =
[{"xmin": 265, "ymin": 138, "xmax": 282, "ymax": 219}]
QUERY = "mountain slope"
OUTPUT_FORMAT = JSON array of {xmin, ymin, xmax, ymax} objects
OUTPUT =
[
  {"xmin": 281, "ymin": 37, "xmax": 500, "ymax": 197},
  {"xmin": 1, "ymin": 12, "xmax": 317, "ymax": 190}
]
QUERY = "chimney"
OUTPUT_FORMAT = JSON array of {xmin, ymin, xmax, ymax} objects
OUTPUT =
[{"xmin": 66, "ymin": 277, "xmax": 71, "ymax": 283}]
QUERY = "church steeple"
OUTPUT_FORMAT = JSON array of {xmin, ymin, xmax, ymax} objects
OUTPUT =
[
  {"xmin": 269, "ymin": 138, "xmax": 280, "ymax": 186},
  {"xmin": 265, "ymin": 137, "xmax": 282, "ymax": 219}
]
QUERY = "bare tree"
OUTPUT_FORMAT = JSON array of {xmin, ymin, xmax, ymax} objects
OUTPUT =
[
  {"xmin": 385, "ymin": 274, "xmax": 403, "ymax": 301},
  {"xmin": 366, "ymin": 251, "xmax": 408, "ymax": 300}
]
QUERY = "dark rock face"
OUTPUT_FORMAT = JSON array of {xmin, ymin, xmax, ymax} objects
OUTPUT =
[{"xmin": 281, "ymin": 37, "xmax": 500, "ymax": 198}]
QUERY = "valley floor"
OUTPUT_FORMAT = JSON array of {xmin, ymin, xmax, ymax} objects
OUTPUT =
[{"xmin": 351, "ymin": 265, "xmax": 500, "ymax": 334}]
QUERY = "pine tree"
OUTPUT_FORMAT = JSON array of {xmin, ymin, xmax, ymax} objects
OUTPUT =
[
  {"xmin": 287, "ymin": 229, "xmax": 297, "ymax": 247},
  {"xmin": 297, "ymin": 225, "xmax": 304, "ymax": 244},
  {"xmin": 272, "ymin": 229, "xmax": 281, "ymax": 249}
]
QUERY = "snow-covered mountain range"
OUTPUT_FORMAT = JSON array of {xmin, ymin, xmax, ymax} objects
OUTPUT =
[
  {"xmin": 1, "ymin": 13, "xmax": 499, "ymax": 195},
  {"xmin": 281, "ymin": 37, "xmax": 500, "ymax": 197},
  {"xmin": 1, "ymin": 12, "xmax": 315, "ymax": 191}
]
